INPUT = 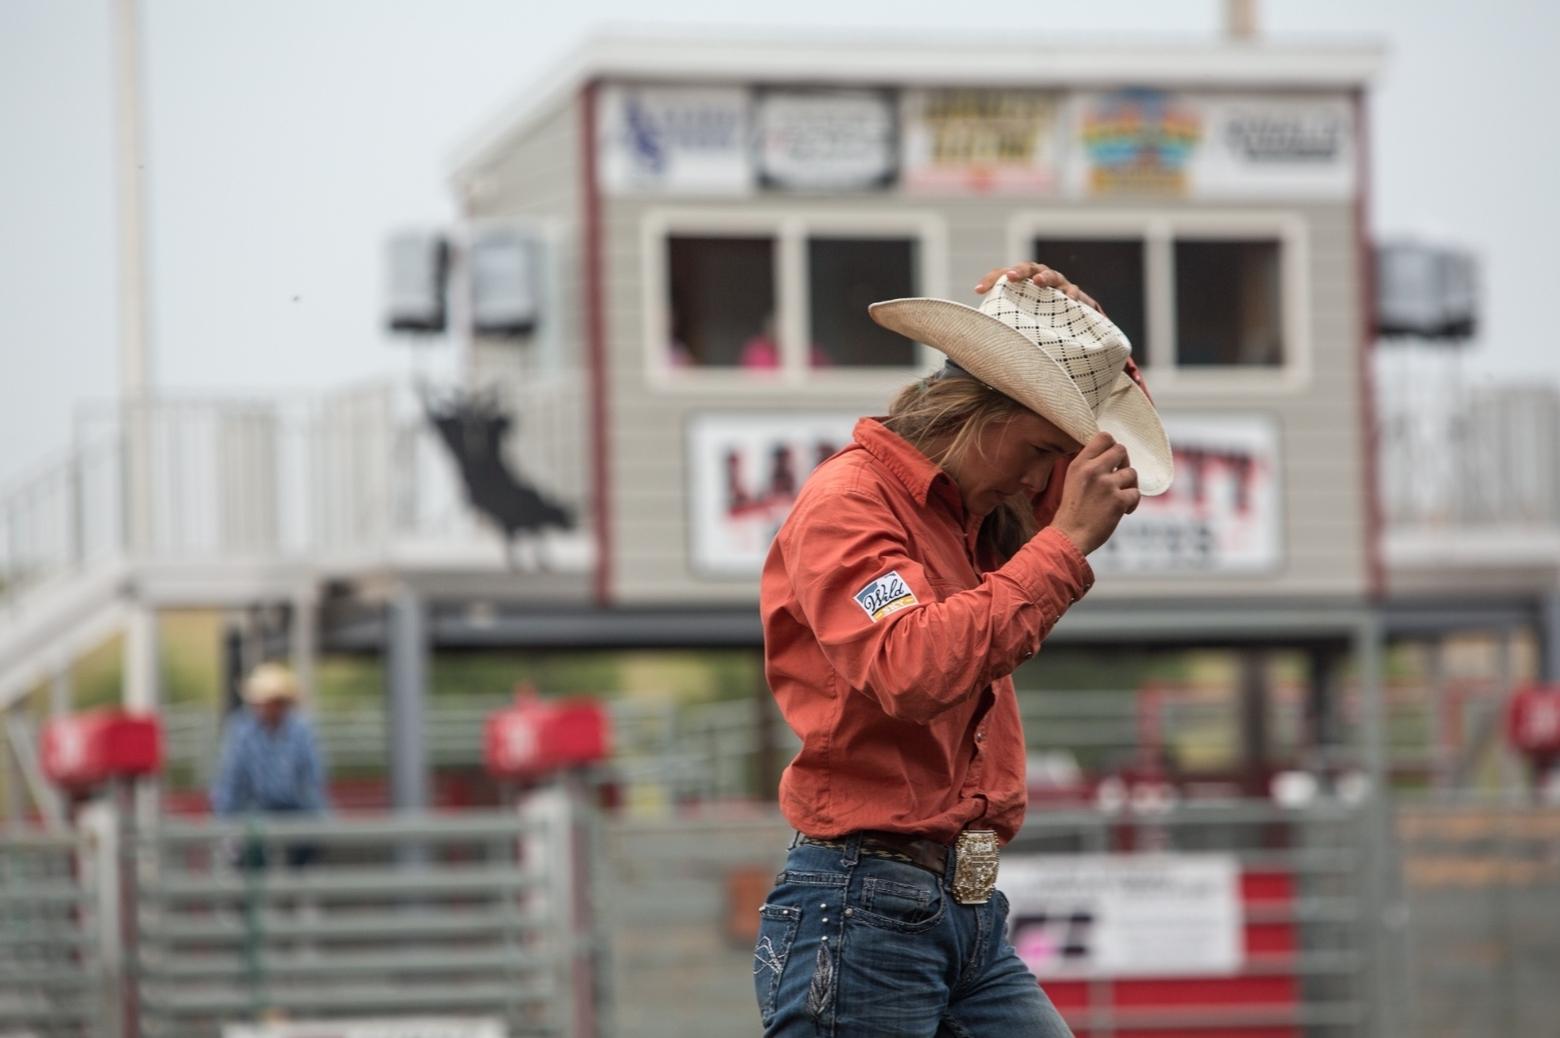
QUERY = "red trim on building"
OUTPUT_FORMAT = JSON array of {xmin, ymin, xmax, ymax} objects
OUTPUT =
[
  {"xmin": 1353, "ymin": 89, "xmax": 1385, "ymax": 600},
  {"xmin": 580, "ymin": 80, "xmax": 613, "ymax": 607}
]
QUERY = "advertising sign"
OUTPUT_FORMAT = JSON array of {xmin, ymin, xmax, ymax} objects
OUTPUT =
[
  {"xmin": 1066, "ymin": 90, "xmax": 1354, "ymax": 199},
  {"xmin": 901, "ymin": 89, "xmax": 1064, "ymax": 194},
  {"xmin": 596, "ymin": 84, "xmax": 752, "ymax": 195},
  {"xmin": 1195, "ymin": 94, "xmax": 1355, "ymax": 199},
  {"xmin": 754, "ymin": 88, "xmax": 897, "ymax": 191},
  {"xmin": 1068, "ymin": 88, "xmax": 1203, "ymax": 197},
  {"xmin": 687, "ymin": 413, "xmax": 857, "ymax": 577},
  {"xmin": 1091, "ymin": 415, "xmax": 1282, "ymax": 575},
  {"xmin": 1001, "ymin": 853, "xmax": 1243, "ymax": 978}
]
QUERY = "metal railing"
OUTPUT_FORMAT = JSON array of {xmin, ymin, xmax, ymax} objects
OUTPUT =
[
  {"xmin": 598, "ymin": 800, "xmax": 1391, "ymax": 1037},
  {"xmin": 0, "ymin": 827, "xmax": 104, "ymax": 1037},
  {"xmin": 1376, "ymin": 361, "xmax": 1560, "ymax": 529},
  {"xmin": 158, "ymin": 679, "xmax": 1464, "ymax": 813},
  {"xmin": 135, "ymin": 802, "xmax": 597, "ymax": 1037},
  {"xmin": 1006, "ymin": 801, "xmax": 1380, "ymax": 1035},
  {"xmin": 0, "ymin": 374, "xmax": 592, "ymax": 617},
  {"xmin": 1395, "ymin": 798, "xmax": 1560, "ymax": 1038}
]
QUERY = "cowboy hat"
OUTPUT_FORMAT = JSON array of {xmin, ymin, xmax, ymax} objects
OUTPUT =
[
  {"xmin": 242, "ymin": 662, "xmax": 301, "ymax": 705},
  {"xmin": 869, "ymin": 276, "xmax": 1173, "ymax": 496}
]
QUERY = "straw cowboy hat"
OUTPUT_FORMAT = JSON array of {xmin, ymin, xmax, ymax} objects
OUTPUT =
[
  {"xmin": 242, "ymin": 663, "xmax": 301, "ymax": 705},
  {"xmin": 870, "ymin": 275, "xmax": 1174, "ymax": 496}
]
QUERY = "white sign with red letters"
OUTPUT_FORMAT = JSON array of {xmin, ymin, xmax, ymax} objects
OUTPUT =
[
  {"xmin": 686, "ymin": 413, "xmax": 857, "ymax": 577},
  {"xmin": 1091, "ymin": 414, "xmax": 1282, "ymax": 574}
]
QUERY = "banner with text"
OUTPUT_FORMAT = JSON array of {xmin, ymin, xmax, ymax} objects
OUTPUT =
[
  {"xmin": 901, "ymin": 89, "xmax": 1065, "ymax": 194},
  {"xmin": 596, "ymin": 84, "xmax": 753, "ymax": 195},
  {"xmin": 1002, "ymin": 853, "xmax": 1243, "ymax": 978},
  {"xmin": 1091, "ymin": 414, "xmax": 1282, "ymax": 574},
  {"xmin": 687, "ymin": 413, "xmax": 857, "ymax": 577}
]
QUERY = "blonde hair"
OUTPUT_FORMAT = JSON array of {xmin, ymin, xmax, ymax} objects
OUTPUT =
[{"xmin": 883, "ymin": 375, "xmax": 1039, "ymax": 562}]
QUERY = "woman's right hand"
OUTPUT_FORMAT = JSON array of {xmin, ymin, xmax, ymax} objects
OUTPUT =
[{"xmin": 1052, "ymin": 432, "xmax": 1140, "ymax": 556}]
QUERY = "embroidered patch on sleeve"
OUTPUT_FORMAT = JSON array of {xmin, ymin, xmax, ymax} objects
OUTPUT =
[{"xmin": 853, "ymin": 570, "xmax": 919, "ymax": 622}]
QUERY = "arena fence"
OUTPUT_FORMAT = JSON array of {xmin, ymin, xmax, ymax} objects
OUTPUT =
[
  {"xmin": 0, "ymin": 823, "xmax": 105, "ymax": 1038},
  {"xmin": 1395, "ymin": 798, "xmax": 1560, "ymax": 1038},
  {"xmin": 9, "ymin": 795, "xmax": 1560, "ymax": 1036},
  {"xmin": 132, "ymin": 796, "xmax": 601, "ymax": 1038}
]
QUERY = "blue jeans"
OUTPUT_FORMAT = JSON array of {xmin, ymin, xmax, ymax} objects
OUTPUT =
[{"xmin": 753, "ymin": 833, "xmax": 1074, "ymax": 1037}]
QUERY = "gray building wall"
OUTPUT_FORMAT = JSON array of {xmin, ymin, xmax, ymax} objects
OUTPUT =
[{"xmin": 599, "ymin": 192, "xmax": 1369, "ymax": 605}]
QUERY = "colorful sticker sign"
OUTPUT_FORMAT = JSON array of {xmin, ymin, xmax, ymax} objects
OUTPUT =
[
  {"xmin": 901, "ymin": 89, "xmax": 1064, "ymax": 194},
  {"xmin": 1073, "ymin": 89, "xmax": 1203, "ymax": 196}
]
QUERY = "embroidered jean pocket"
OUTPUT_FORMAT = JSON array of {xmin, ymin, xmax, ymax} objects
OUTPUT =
[{"xmin": 752, "ymin": 903, "xmax": 801, "ymax": 1024}]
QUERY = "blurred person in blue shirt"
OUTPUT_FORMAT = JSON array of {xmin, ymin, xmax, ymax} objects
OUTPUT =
[{"xmin": 210, "ymin": 662, "xmax": 329, "ymax": 867}]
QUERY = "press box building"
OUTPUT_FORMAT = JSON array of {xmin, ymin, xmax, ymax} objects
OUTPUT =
[{"xmin": 440, "ymin": 30, "xmax": 1388, "ymax": 691}]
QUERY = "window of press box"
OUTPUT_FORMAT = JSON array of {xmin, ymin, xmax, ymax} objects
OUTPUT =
[
  {"xmin": 807, "ymin": 237, "xmax": 919, "ymax": 368},
  {"xmin": 666, "ymin": 235, "xmax": 777, "ymax": 368},
  {"xmin": 1031, "ymin": 238, "xmax": 1148, "ymax": 364},
  {"xmin": 1174, "ymin": 239, "xmax": 1284, "ymax": 367}
]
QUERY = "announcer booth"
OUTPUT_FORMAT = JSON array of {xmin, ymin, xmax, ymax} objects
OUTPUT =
[
  {"xmin": 443, "ymin": 29, "xmax": 1386, "ymax": 772},
  {"xmin": 425, "ymin": 29, "xmax": 1398, "ymax": 1035}
]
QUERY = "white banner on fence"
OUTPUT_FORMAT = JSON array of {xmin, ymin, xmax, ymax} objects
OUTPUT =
[
  {"xmin": 1001, "ymin": 853, "xmax": 1242, "ymax": 978},
  {"xmin": 1090, "ymin": 414, "xmax": 1282, "ymax": 574},
  {"xmin": 686, "ymin": 412, "xmax": 857, "ymax": 576},
  {"xmin": 596, "ymin": 84, "xmax": 753, "ymax": 195},
  {"xmin": 754, "ymin": 89, "xmax": 897, "ymax": 191},
  {"xmin": 224, "ymin": 1020, "xmax": 505, "ymax": 1038}
]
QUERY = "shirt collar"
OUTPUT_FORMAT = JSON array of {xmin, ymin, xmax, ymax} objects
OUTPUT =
[{"xmin": 853, "ymin": 417, "xmax": 962, "ymax": 510}]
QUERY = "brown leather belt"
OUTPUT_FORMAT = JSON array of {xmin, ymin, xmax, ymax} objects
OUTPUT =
[
  {"xmin": 797, "ymin": 828, "xmax": 1002, "ymax": 904},
  {"xmin": 798, "ymin": 830, "xmax": 949, "ymax": 877}
]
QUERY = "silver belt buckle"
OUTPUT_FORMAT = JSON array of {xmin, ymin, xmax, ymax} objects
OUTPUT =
[{"xmin": 952, "ymin": 829, "xmax": 999, "ymax": 905}]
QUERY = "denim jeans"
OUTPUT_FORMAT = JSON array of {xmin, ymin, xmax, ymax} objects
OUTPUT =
[{"xmin": 752, "ymin": 833, "xmax": 1074, "ymax": 1037}]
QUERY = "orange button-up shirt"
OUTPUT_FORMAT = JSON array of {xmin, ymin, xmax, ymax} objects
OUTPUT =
[{"xmin": 759, "ymin": 417, "xmax": 1095, "ymax": 845}]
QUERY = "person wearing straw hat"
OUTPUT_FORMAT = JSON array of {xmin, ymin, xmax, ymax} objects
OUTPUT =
[
  {"xmin": 211, "ymin": 662, "xmax": 329, "ymax": 867},
  {"xmin": 752, "ymin": 262, "xmax": 1171, "ymax": 1037}
]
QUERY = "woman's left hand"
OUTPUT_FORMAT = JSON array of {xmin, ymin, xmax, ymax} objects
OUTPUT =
[{"xmin": 973, "ymin": 261, "xmax": 1105, "ymax": 315}]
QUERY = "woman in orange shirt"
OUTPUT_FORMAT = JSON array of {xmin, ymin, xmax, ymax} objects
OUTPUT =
[{"xmin": 753, "ymin": 261, "xmax": 1173, "ymax": 1037}]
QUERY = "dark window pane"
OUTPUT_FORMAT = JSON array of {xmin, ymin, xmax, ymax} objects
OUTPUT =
[
  {"xmin": 1174, "ymin": 239, "xmax": 1283, "ymax": 367},
  {"xmin": 1031, "ymin": 238, "xmax": 1148, "ymax": 364},
  {"xmin": 807, "ymin": 238, "xmax": 918, "ymax": 368},
  {"xmin": 667, "ymin": 236, "xmax": 776, "ymax": 368}
]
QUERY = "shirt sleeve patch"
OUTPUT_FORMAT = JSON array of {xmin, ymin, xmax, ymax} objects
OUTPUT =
[{"xmin": 853, "ymin": 570, "xmax": 919, "ymax": 622}]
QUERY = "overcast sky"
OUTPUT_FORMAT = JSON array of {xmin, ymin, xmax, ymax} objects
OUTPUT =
[{"xmin": 1, "ymin": 0, "xmax": 1554, "ymax": 486}]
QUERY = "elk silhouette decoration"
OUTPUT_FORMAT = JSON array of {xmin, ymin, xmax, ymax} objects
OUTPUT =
[{"xmin": 422, "ymin": 387, "xmax": 575, "ymax": 570}]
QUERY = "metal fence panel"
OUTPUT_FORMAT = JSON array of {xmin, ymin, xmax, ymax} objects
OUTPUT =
[
  {"xmin": 134, "ymin": 808, "xmax": 586, "ymax": 1038},
  {"xmin": 0, "ymin": 828, "xmax": 103, "ymax": 1038},
  {"xmin": 1397, "ymin": 801, "xmax": 1560, "ymax": 1038}
]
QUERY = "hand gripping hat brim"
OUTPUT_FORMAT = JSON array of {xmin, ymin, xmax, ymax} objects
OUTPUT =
[{"xmin": 868, "ymin": 277, "xmax": 1173, "ymax": 496}]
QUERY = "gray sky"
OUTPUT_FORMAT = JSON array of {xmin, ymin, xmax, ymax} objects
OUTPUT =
[{"xmin": 1, "ymin": 0, "xmax": 1555, "ymax": 487}]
